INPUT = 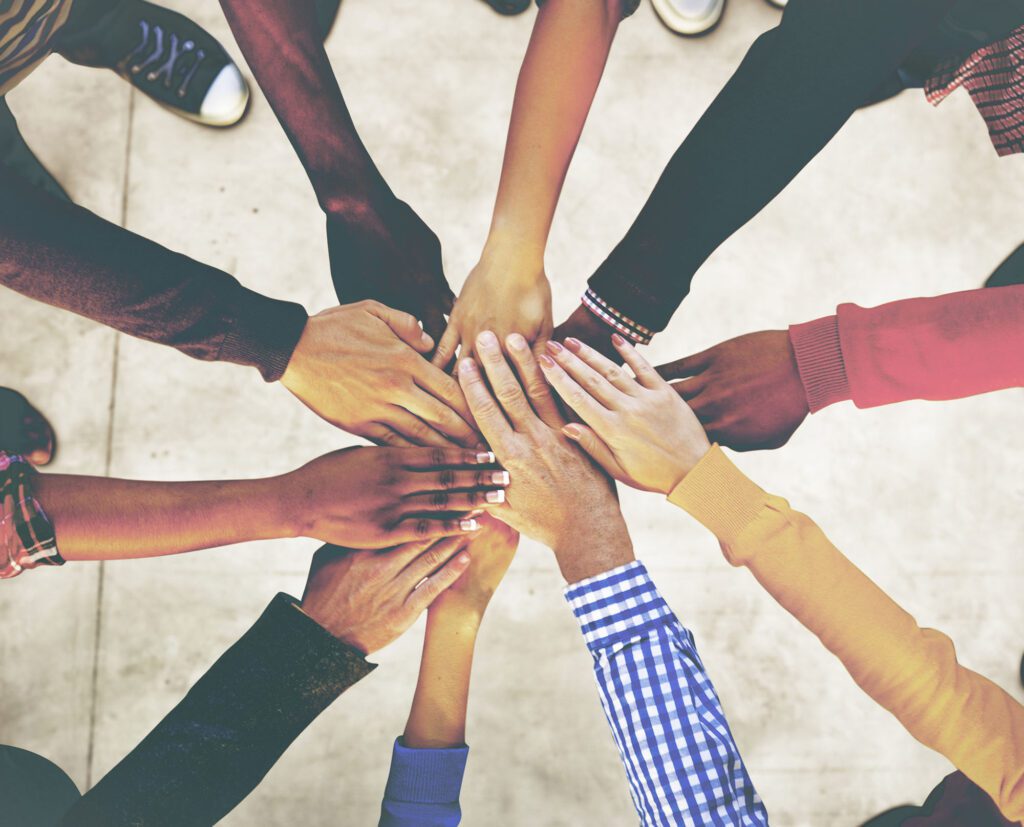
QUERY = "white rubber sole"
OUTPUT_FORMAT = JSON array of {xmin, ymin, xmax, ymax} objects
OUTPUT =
[{"xmin": 650, "ymin": 0, "xmax": 726, "ymax": 36}]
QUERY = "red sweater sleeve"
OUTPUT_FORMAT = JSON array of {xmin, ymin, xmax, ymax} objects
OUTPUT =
[{"xmin": 788, "ymin": 285, "xmax": 1024, "ymax": 412}]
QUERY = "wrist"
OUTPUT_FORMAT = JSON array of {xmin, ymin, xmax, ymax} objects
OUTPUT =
[
  {"xmin": 270, "ymin": 471, "xmax": 310, "ymax": 541},
  {"xmin": 555, "ymin": 518, "xmax": 634, "ymax": 584},
  {"xmin": 427, "ymin": 602, "xmax": 485, "ymax": 636},
  {"xmin": 481, "ymin": 226, "xmax": 546, "ymax": 269}
]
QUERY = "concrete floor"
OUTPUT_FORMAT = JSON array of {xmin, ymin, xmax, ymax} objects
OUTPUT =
[{"xmin": 2, "ymin": 1, "xmax": 1023, "ymax": 824}]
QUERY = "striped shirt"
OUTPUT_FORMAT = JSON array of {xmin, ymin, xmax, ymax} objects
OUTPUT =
[
  {"xmin": 1, "ymin": 451, "xmax": 62, "ymax": 578},
  {"xmin": 0, "ymin": 0, "xmax": 75, "ymax": 95},
  {"xmin": 565, "ymin": 561, "xmax": 768, "ymax": 827},
  {"xmin": 926, "ymin": 25, "xmax": 1024, "ymax": 157}
]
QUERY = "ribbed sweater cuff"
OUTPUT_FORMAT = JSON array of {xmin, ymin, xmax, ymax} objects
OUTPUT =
[
  {"xmin": 384, "ymin": 738, "xmax": 468, "ymax": 804},
  {"xmin": 218, "ymin": 287, "xmax": 309, "ymax": 383},
  {"xmin": 667, "ymin": 446, "xmax": 769, "ymax": 545},
  {"xmin": 788, "ymin": 314, "xmax": 851, "ymax": 413}
]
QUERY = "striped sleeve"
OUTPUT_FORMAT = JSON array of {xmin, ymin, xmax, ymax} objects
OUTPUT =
[
  {"xmin": 0, "ymin": 451, "xmax": 62, "ymax": 578},
  {"xmin": 564, "ymin": 561, "xmax": 768, "ymax": 827}
]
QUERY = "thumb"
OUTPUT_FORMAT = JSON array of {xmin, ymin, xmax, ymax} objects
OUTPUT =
[
  {"xmin": 366, "ymin": 301, "xmax": 434, "ymax": 354},
  {"xmin": 562, "ymin": 423, "xmax": 627, "ymax": 481},
  {"xmin": 657, "ymin": 350, "xmax": 711, "ymax": 381}
]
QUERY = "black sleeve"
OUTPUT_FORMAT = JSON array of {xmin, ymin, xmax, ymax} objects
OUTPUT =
[
  {"xmin": 61, "ymin": 594, "xmax": 376, "ymax": 826},
  {"xmin": 0, "ymin": 169, "xmax": 308, "ymax": 382},
  {"xmin": 588, "ymin": 0, "xmax": 959, "ymax": 333}
]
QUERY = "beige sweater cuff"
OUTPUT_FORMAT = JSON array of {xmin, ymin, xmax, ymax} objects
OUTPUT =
[{"xmin": 666, "ymin": 445, "xmax": 769, "ymax": 544}]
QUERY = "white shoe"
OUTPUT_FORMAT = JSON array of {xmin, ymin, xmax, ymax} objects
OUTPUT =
[
  {"xmin": 650, "ymin": 0, "xmax": 726, "ymax": 36},
  {"xmin": 765, "ymin": 0, "xmax": 787, "ymax": 8},
  {"xmin": 199, "ymin": 65, "xmax": 250, "ymax": 127}
]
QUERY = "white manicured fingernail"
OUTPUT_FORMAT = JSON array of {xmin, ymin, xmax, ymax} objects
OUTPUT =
[
  {"xmin": 491, "ymin": 470, "xmax": 510, "ymax": 485},
  {"xmin": 475, "ymin": 451, "xmax": 496, "ymax": 464},
  {"xmin": 460, "ymin": 519, "xmax": 480, "ymax": 531},
  {"xmin": 485, "ymin": 489, "xmax": 505, "ymax": 503}
]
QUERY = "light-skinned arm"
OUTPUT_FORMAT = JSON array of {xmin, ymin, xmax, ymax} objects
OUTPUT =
[
  {"xmin": 379, "ymin": 516, "xmax": 519, "ymax": 826},
  {"xmin": 454, "ymin": 331, "xmax": 768, "ymax": 824},
  {"xmin": 32, "ymin": 447, "xmax": 509, "ymax": 561},
  {"xmin": 542, "ymin": 335, "xmax": 1024, "ymax": 823},
  {"xmin": 433, "ymin": 0, "xmax": 626, "ymax": 366}
]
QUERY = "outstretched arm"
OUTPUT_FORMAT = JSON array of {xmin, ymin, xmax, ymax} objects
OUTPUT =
[
  {"xmin": 434, "ymin": 0, "xmax": 629, "ymax": 365},
  {"xmin": 380, "ymin": 517, "xmax": 518, "ymax": 826},
  {"xmin": 217, "ymin": 0, "xmax": 454, "ymax": 340}
]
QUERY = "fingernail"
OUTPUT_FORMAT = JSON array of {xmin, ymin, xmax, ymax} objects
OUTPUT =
[
  {"xmin": 457, "ymin": 553, "xmax": 471, "ymax": 565},
  {"xmin": 475, "ymin": 451, "xmax": 496, "ymax": 464},
  {"xmin": 460, "ymin": 519, "xmax": 480, "ymax": 531},
  {"xmin": 507, "ymin": 333, "xmax": 528, "ymax": 351},
  {"xmin": 563, "ymin": 424, "xmax": 582, "ymax": 440},
  {"xmin": 491, "ymin": 470, "xmax": 510, "ymax": 485},
  {"xmin": 564, "ymin": 337, "xmax": 582, "ymax": 352},
  {"xmin": 459, "ymin": 358, "xmax": 476, "ymax": 375},
  {"xmin": 545, "ymin": 340, "xmax": 563, "ymax": 354},
  {"xmin": 538, "ymin": 353, "xmax": 555, "ymax": 368},
  {"xmin": 485, "ymin": 489, "xmax": 505, "ymax": 503},
  {"xmin": 477, "ymin": 331, "xmax": 498, "ymax": 348},
  {"xmin": 611, "ymin": 333, "xmax": 626, "ymax": 347}
]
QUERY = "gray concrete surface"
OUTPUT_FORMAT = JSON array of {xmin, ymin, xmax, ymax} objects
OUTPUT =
[{"xmin": 2, "ymin": 0, "xmax": 1023, "ymax": 824}]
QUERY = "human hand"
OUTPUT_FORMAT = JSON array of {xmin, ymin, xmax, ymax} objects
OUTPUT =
[
  {"xmin": 428, "ymin": 514, "xmax": 519, "ymax": 623},
  {"xmin": 657, "ymin": 330, "xmax": 808, "ymax": 451},
  {"xmin": 551, "ymin": 303, "xmax": 623, "ymax": 363},
  {"xmin": 300, "ymin": 538, "xmax": 471, "ymax": 654},
  {"xmin": 432, "ymin": 247, "xmax": 552, "ymax": 368},
  {"xmin": 327, "ymin": 198, "xmax": 455, "ymax": 343},
  {"xmin": 280, "ymin": 301, "xmax": 480, "ymax": 448},
  {"xmin": 280, "ymin": 446, "xmax": 510, "ymax": 548},
  {"xmin": 538, "ymin": 334, "xmax": 711, "ymax": 494},
  {"xmin": 457, "ymin": 331, "xmax": 632, "ymax": 583}
]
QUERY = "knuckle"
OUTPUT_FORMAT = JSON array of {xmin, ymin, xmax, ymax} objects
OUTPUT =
[
  {"xmin": 439, "ymin": 468, "xmax": 456, "ymax": 488},
  {"xmin": 415, "ymin": 519, "xmax": 431, "ymax": 537},
  {"xmin": 429, "ymin": 490, "xmax": 450, "ymax": 510},
  {"xmin": 430, "ymin": 447, "xmax": 447, "ymax": 467},
  {"xmin": 604, "ymin": 366, "xmax": 623, "ymax": 383}
]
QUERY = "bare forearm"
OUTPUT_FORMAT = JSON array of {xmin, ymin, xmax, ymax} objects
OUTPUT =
[
  {"xmin": 34, "ymin": 474, "xmax": 292, "ymax": 561},
  {"xmin": 402, "ymin": 610, "xmax": 479, "ymax": 749},
  {"xmin": 486, "ymin": 0, "xmax": 622, "ymax": 256},
  {"xmin": 218, "ymin": 0, "xmax": 389, "ymax": 215}
]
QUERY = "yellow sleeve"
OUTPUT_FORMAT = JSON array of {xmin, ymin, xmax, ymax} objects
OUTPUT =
[{"xmin": 667, "ymin": 445, "xmax": 1024, "ymax": 823}]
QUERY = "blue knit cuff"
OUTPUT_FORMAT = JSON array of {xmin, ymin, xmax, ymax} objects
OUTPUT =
[{"xmin": 383, "ymin": 738, "xmax": 469, "ymax": 805}]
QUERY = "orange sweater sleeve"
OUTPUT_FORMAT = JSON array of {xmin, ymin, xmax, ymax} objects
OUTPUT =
[{"xmin": 667, "ymin": 446, "xmax": 1024, "ymax": 823}]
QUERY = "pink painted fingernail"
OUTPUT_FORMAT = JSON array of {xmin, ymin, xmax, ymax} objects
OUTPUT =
[
  {"xmin": 611, "ymin": 333, "xmax": 626, "ymax": 347},
  {"xmin": 475, "ymin": 451, "xmax": 496, "ymax": 464},
  {"xmin": 491, "ymin": 470, "xmax": 510, "ymax": 485},
  {"xmin": 545, "ymin": 340, "xmax": 563, "ymax": 354},
  {"xmin": 457, "ymin": 553, "xmax": 471, "ymax": 565},
  {"xmin": 564, "ymin": 337, "xmax": 582, "ymax": 352},
  {"xmin": 507, "ymin": 333, "xmax": 528, "ymax": 351},
  {"xmin": 485, "ymin": 489, "xmax": 505, "ymax": 503},
  {"xmin": 460, "ymin": 519, "xmax": 480, "ymax": 531},
  {"xmin": 538, "ymin": 353, "xmax": 555, "ymax": 368},
  {"xmin": 563, "ymin": 424, "xmax": 583, "ymax": 440}
]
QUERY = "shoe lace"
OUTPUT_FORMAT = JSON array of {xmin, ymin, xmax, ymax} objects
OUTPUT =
[{"xmin": 120, "ymin": 20, "xmax": 206, "ymax": 98}]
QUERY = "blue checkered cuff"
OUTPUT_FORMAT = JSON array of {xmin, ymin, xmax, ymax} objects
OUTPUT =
[{"xmin": 564, "ymin": 561, "xmax": 675, "ymax": 652}]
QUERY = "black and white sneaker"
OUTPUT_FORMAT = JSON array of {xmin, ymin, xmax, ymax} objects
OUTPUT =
[{"xmin": 57, "ymin": 0, "xmax": 249, "ymax": 127}]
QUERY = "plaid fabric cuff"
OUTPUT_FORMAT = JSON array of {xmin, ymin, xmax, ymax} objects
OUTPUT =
[
  {"xmin": 564, "ymin": 561, "xmax": 675, "ymax": 652},
  {"xmin": 1, "ymin": 452, "xmax": 62, "ymax": 578},
  {"xmin": 581, "ymin": 288, "xmax": 654, "ymax": 345}
]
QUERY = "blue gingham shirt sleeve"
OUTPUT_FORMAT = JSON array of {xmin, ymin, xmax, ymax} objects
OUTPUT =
[{"xmin": 564, "ymin": 561, "xmax": 768, "ymax": 826}]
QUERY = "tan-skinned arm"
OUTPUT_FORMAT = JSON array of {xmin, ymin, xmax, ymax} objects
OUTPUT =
[{"xmin": 433, "ymin": 0, "xmax": 625, "ymax": 366}]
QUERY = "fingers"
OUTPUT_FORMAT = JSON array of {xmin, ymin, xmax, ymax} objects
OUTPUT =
[
  {"xmin": 398, "ymin": 536, "xmax": 470, "ymax": 590},
  {"xmin": 506, "ymin": 333, "xmax": 564, "ymax": 428},
  {"xmin": 562, "ymin": 423, "xmax": 629, "ymax": 481},
  {"xmin": 403, "ymin": 386, "xmax": 479, "ymax": 448},
  {"xmin": 545, "ymin": 340, "xmax": 625, "ymax": 408},
  {"xmin": 362, "ymin": 423, "xmax": 419, "ymax": 448},
  {"xmin": 656, "ymin": 348, "xmax": 711, "ymax": 382},
  {"xmin": 412, "ymin": 363, "xmax": 478, "ymax": 440},
  {"xmin": 457, "ymin": 357, "xmax": 515, "ymax": 451},
  {"xmin": 431, "ymin": 322, "xmax": 461, "ymax": 369},
  {"xmin": 397, "ymin": 447, "xmax": 499, "ymax": 470},
  {"xmin": 420, "ymin": 306, "xmax": 449, "ymax": 349},
  {"xmin": 474, "ymin": 331, "xmax": 537, "ymax": 430},
  {"xmin": 611, "ymin": 334, "xmax": 667, "ymax": 390},
  {"xmin": 401, "ymin": 467, "xmax": 510, "ymax": 494},
  {"xmin": 379, "ymin": 408, "xmax": 454, "ymax": 448},
  {"xmin": 669, "ymin": 376, "xmax": 707, "ymax": 402},
  {"xmin": 402, "ymin": 487, "xmax": 507, "ymax": 512},
  {"xmin": 537, "ymin": 350, "xmax": 612, "ymax": 432},
  {"xmin": 563, "ymin": 337, "xmax": 639, "ymax": 396},
  {"xmin": 364, "ymin": 300, "xmax": 434, "ymax": 354},
  {"xmin": 405, "ymin": 546, "xmax": 473, "ymax": 610},
  {"xmin": 390, "ymin": 514, "xmax": 484, "ymax": 545}
]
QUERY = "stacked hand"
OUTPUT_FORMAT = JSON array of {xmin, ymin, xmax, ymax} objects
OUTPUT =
[
  {"xmin": 281, "ymin": 301, "xmax": 480, "ymax": 448},
  {"xmin": 537, "ymin": 333, "xmax": 712, "ymax": 494},
  {"xmin": 280, "ymin": 446, "xmax": 510, "ymax": 548},
  {"xmin": 655, "ymin": 330, "xmax": 809, "ymax": 451}
]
